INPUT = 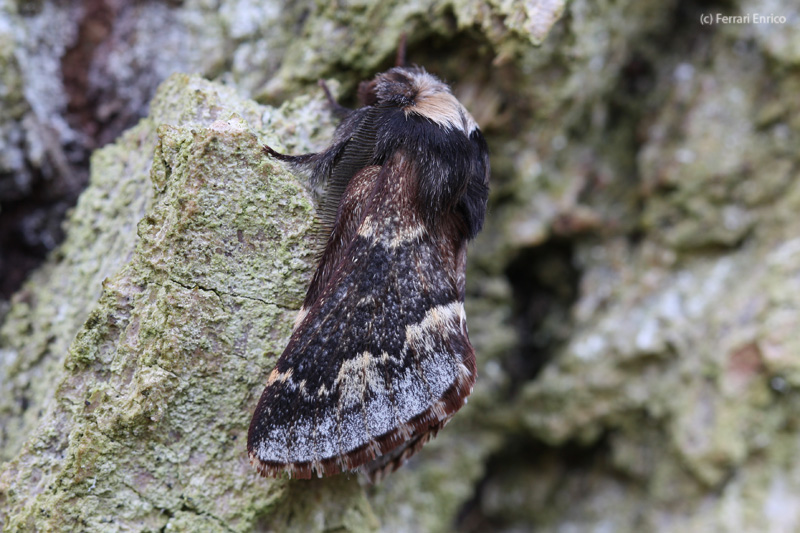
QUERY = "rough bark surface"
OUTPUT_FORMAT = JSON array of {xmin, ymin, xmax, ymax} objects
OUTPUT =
[{"xmin": 2, "ymin": 0, "xmax": 800, "ymax": 531}]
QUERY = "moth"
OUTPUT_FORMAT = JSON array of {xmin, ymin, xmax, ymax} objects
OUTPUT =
[{"xmin": 248, "ymin": 64, "xmax": 490, "ymax": 481}]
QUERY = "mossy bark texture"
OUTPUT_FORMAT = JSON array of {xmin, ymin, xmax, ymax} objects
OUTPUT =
[{"xmin": 2, "ymin": 0, "xmax": 800, "ymax": 531}]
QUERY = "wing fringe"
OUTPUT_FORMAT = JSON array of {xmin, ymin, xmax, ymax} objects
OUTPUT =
[{"xmin": 248, "ymin": 358, "xmax": 474, "ymax": 481}]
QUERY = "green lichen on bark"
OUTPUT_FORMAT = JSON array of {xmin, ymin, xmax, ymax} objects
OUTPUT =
[
  {"xmin": 469, "ymin": 0, "xmax": 800, "ymax": 529},
  {"xmin": 0, "ymin": 73, "xmax": 349, "ymax": 531},
  {"xmin": 257, "ymin": 0, "xmax": 567, "ymax": 101}
]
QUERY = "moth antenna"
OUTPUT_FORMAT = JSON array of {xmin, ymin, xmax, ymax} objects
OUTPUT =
[
  {"xmin": 395, "ymin": 33, "xmax": 408, "ymax": 67},
  {"xmin": 314, "ymin": 107, "xmax": 379, "ymax": 238},
  {"xmin": 318, "ymin": 80, "xmax": 351, "ymax": 118}
]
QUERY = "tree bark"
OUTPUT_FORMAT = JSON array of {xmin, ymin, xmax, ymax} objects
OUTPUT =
[{"xmin": 3, "ymin": 0, "xmax": 800, "ymax": 531}]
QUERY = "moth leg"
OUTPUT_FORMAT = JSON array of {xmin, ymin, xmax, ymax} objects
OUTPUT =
[
  {"xmin": 262, "ymin": 145, "xmax": 317, "ymax": 166},
  {"xmin": 318, "ymin": 80, "xmax": 351, "ymax": 118}
]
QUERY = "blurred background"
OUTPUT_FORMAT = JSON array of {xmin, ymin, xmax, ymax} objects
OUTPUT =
[{"xmin": 1, "ymin": 0, "xmax": 800, "ymax": 531}]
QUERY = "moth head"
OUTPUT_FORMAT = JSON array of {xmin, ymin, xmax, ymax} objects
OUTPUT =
[{"xmin": 357, "ymin": 66, "xmax": 479, "ymax": 135}]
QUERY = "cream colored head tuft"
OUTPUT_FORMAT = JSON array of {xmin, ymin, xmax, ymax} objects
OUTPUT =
[{"xmin": 402, "ymin": 69, "xmax": 479, "ymax": 134}]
